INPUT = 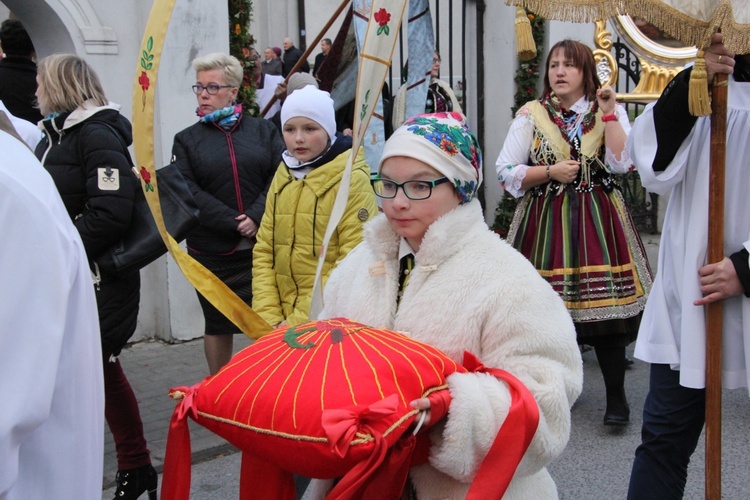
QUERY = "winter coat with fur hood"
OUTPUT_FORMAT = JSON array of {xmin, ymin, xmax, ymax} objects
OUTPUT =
[{"xmin": 315, "ymin": 199, "xmax": 583, "ymax": 499}]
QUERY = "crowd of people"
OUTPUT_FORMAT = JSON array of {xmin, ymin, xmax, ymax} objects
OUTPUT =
[{"xmin": 2, "ymin": 15, "xmax": 749, "ymax": 500}]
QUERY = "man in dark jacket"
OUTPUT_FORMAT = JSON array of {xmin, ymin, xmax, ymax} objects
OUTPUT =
[
  {"xmin": 281, "ymin": 37, "xmax": 309, "ymax": 77},
  {"xmin": 0, "ymin": 19, "xmax": 43, "ymax": 124},
  {"xmin": 313, "ymin": 38, "xmax": 331, "ymax": 78}
]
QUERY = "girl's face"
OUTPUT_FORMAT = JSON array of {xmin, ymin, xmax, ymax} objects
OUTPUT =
[
  {"xmin": 547, "ymin": 48, "xmax": 585, "ymax": 106},
  {"xmin": 380, "ymin": 156, "xmax": 459, "ymax": 253},
  {"xmin": 283, "ymin": 117, "xmax": 329, "ymax": 163},
  {"xmin": 195, "ymin": 69, "xmax": 237, "ymax": 115}
]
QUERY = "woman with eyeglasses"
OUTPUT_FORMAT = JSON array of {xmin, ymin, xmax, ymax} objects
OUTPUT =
[
  {"xmin": 34, "ymin": 53, "xmax": 157, "ymax": 500},
  {"xmin": 171, "ymin": 52, "xmax": 284, "ymax": 374},
  {"xmin": 307, "ymin": 112, "xmax": 582, "ymax": 499}
]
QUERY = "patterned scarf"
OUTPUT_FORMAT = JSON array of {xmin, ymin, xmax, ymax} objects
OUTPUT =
[
  {"xmin": 197, "ymin": 103, "xmax": 242, "ymax": 130},
  {"xmin": 540, "ymin": 92, "xmax": 597, "ymax": 156}
]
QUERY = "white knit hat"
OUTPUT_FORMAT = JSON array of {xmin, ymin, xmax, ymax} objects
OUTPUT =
[{"xmin": 281, "ymin": 85, "xmax": 337, "ymax": 142}]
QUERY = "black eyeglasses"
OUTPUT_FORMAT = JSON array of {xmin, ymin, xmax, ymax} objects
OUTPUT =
[
  {"xmin": 371, "ymin": 176, "xmax": 450, "ymax": 200},
  {"xmin": 192, "ymin": 84, "xmax": 235, "ymax": 95}
]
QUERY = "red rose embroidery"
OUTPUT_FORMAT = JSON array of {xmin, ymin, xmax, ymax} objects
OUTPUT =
[
  {"xmin": 139, "ymin": 71, "xmax": 150, "ymax": 91},
  {"xmin": 374, "ymin": 8, "xmax": 391, "ymax": 36},
  {"xmin": 139, "ymin": 166, "xmax": 155, "ymax": 191},
  {"xmin": 139, "ymin": 71, "xmax": 150, "ymax": 111}
]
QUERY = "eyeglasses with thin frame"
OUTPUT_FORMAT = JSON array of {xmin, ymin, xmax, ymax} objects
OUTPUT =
[
  {"xmin": 192, "ymin": 84, "xmax": 235, "ymax": 95},
  {"xmin": 371, "ymin": 176, "xmax": 450, "ymax": 200}
]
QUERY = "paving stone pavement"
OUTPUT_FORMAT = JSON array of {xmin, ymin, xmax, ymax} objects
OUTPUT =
[{"xmin": 102, "ymin": 334, "xmax": 254, "ymax": 490}]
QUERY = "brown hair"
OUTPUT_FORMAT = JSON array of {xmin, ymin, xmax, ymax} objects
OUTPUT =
[
  {"xmin": 542, "ymin": 40, "xmax": 600, "ymax": 101},
  {"xmin": 37, "ymin": 54, "xmax": 107, "ymax": 115}
]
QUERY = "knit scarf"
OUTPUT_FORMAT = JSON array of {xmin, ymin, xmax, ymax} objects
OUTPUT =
[{"xmin": 197, "ymin": 103, "xmax": 242, "ymax": 130}]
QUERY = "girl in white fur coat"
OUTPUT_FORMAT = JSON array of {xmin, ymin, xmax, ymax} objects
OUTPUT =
[{"xmin": 310, "ymin": 112, "xmax": 583, "ymax": 499}]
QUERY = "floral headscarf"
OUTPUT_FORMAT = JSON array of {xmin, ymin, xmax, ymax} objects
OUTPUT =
[{"xmin": 379, "ymin": 112, "xmax": 482, "ymax": 204}]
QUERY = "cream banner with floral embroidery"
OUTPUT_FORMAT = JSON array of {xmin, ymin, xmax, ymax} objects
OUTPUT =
[
  {"xmin": 309, "ymin": 0, "xmax": 409, "ymax": 318},
  {"xmin": 132, "ymin": 0, "xmax": 272, "ymax": 339}
]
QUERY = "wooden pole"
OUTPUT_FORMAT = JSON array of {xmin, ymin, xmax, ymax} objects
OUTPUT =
[
  {"xmin": 705, "ymin": 71, "xmax": 728, "ymax": 500},
  {"xmin": 260, "ymin": 0, "xmax": 351, "ymax": 117}
]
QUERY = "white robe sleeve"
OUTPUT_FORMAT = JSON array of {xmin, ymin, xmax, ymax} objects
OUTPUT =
[{"xmin": 627, "ymin": 102, "xmax": 696, "ymax": 195}]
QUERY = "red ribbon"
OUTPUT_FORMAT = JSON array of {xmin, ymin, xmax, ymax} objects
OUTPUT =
[
  {"xmin": 321, "ymin": 393, "xmax": 400, "ymax": 458},
  {"xmin": 463, "ymin": 351, "xmax": 540, "ymax": 499},
  {"xmin": 161, "ymin": 384, "xmax": 201, "ymax": 500}
]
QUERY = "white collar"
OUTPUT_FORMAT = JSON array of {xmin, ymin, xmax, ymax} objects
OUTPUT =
[
  {"xmin": 398, "ymin": 238, "xmax": 415, "ymax": 261},
  {"xmin": 569, "ymin": 95, "xmax": 590, "ymax": 114}
]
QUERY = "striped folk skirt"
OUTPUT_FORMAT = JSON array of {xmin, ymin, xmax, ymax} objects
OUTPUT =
[{"xmin": 508, "ymin": 185, "xmax": 653, "ymax": 342}]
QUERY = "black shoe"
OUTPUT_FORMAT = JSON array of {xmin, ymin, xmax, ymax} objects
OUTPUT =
[
  {"xmin": 603, "ymin": 407, "xmax": 630, "ymax": 426},
  {"xmin": 114, "ymin": 464, "xmax": 158, "ymax": 500},
  {"xmin": 625, "ymin": 354, "xmax": 635, "ymax": 367},
  {"xmin": 603, "ymin": 391, "xmax": 630, "ymax": 426}
]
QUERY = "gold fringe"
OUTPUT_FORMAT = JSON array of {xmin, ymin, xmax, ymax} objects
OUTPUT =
[
  {"xmin": 506, "ymin": 0, "xmax": 750, "ymax": 56},
  {"xmin": 623, "ymin": 0, "xmax": 750, "ymax": 55},
  {"xmin": 689, "ymin": 51, "xmax": 711, "ymax": 117},
  {"xmin": 514, "ymin": 7, "xmax": 536, "ymax": 61},
  {"xmin": 504, "ymin": 0, "xmax": 618, "ymax": 24}
]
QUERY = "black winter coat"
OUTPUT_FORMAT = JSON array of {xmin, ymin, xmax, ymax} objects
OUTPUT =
[
  {"xmin": 36, "ymin": 105, "xmax": 140, "ymax": 354},
  {"xmin": 172, "ymin": 114, "xmax": 284, "ymax": 254},
  {"xmin": 282, "ymin": 46, "xmax": 310, "ymax": 77}
]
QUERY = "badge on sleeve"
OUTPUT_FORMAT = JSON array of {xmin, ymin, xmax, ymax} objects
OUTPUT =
[{"xmin": 98, "ymin": 166, "xmax": 120, "ymax": 190}]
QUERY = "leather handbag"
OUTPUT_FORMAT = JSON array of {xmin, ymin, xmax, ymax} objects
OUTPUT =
[
  {"xmin": 85, "ymin": 122, "xmax": 200, "ymax": 281},
  {"xmin": 94, "ymin": 163, "xmax": 200, "ymax": 281}
]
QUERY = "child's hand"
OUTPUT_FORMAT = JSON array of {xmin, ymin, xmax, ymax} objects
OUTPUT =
[{"xmin": 409, "ymin": 397, "xmax": 432, "ymax": 432}]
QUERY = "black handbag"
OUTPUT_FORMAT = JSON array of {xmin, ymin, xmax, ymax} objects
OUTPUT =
[
  {"xmin": 94, "ymin": 163, "xmax": 200, "ymax": 280},
  {"xmin": 86, "ymin": 122, "xmax": 200, "ymax": 281}
]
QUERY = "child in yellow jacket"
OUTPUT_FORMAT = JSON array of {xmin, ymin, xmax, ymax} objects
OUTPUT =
[{"xmin": 252, "ymin": 85, "xmax": 378, "ymax": 327}]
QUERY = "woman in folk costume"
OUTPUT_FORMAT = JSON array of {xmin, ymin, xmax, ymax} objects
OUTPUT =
[
  {"xmin": 307, "ymin": 112, "xmax": 582, "ymax": 498},
  {"xmin": 496, "ymin": 39, "xmax": 653, "ymax": 426}
]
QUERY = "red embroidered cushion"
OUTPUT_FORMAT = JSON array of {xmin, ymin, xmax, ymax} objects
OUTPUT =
[{"xmin": 162, "ymin": 318, "xmax": 466, "ymax": 499}]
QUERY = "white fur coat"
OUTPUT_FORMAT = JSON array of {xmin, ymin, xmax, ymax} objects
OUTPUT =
[{"xmin": 311, "ymin": 199, "xmax": 582, "ymax": 499}]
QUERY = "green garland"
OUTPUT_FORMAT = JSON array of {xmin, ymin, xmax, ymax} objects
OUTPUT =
[
  {"xmin": 229, "ymin": 0, "xmax": 259, "ymax": 116},
  {"xmin": 494, "ymin": 12, "xmax": 545, "ymax": 237},
  {"xmin": 511, "ymin": 12, "xmax": 545, "ymax": 116}
]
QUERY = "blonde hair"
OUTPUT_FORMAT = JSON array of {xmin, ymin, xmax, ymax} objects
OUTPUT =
[
  {"xmin": 37, "ymin": 54, "xmax": 107, "ymax": 115},
  {"xmin": 192, "ymin": 53, "xmax": 243, "ymax": 88}
]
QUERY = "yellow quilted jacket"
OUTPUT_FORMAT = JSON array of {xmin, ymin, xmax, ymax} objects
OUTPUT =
[{"xmin": 252, "ymin": 145, "xmax": 378, "ymax": 327}]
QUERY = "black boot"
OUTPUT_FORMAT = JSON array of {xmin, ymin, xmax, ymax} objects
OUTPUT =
[
  {"xmin": 114, "ymin": 464, "xmax": 158, "ymax": 500},
  {"xmin": 594, "ymin": 345, "xmax": 630, "ymax": 426},
  {"xmin": 603, "ymin": 386, "xmax": 630, "ymax": 426}
]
